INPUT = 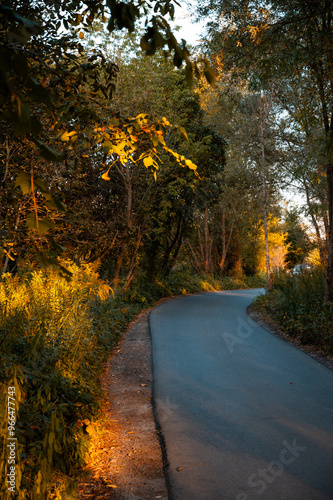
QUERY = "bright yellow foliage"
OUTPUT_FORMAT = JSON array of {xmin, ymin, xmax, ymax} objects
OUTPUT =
[
  {"xmin": 58, "ymin": 113, "xmax": 197, "ymax": 179},
  {"xmin": 256, "ymin": 217, "xmax": 290, "ymax": 273}
]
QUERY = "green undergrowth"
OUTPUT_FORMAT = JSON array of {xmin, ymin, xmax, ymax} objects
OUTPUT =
[
  {"xmin": 0, "ymin": 261, "xmax": 265, "ymax": 499},
  {"xmin": 253, "ymin": 268, "xmax": 333, "ymax": 355},
  {"xmin": 124, "ymin": 270, "xmax": 266, "ymax": 304}
]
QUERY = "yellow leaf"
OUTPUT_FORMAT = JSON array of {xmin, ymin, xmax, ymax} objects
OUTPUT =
[
  {"xmin": 179, "ymin": 126, "xmax": 188, "ymax": 140},
  {"xmin": 102, "ymin": 170, "xmax": 110, "ymax": 181},
  {"xmin": 4, "ymin": 249, "xmax": 15, "ymax": 261},
  {"xmin": 143, "ymin": 156, "xmax": 154, "ymax": 168},
  {"xmin": 136, "ymin": 113, "xmax": 148, "ymax": 120},
  {"xmin": 60, "ymin": 130, "xmax": 78, "ymax": 142},
  {"xmin": 85, "ymin": 424, "xmax": 95, "ymax": 436},
  {"xmin": 185, "ymin": 159, "xmax": 197, "ymax": 170},
  {"xmin": 79, "ymin": 31, "xmax": 84, "ymax": 39}
]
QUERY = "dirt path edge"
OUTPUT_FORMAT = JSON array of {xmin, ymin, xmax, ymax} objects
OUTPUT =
[{"xmin": 78, "ymin": 309, "xmax": 170, "ymax": 500}]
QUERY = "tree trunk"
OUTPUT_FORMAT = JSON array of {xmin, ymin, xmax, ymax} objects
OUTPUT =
[
  {"xmin": 124, "ymin": 230, "xmax": 142, "ymax": 291},
  {"xmin": 162, "ymin": 215, "xmax": 183, "ymax": 274},
  {"xmin": 259, "ymin": 94, "xmax": 272, "ymax": 290},
  {"xmin": 325, "ymin": 161, "xmax": 333, "ymax": 303},
  {"xmin": 188, "ymin": 242, "xmax": 203, "ymax": 273},
  {"xmin": 1, "ymin": 202, "xmax": 23, "ymax": 275},
  {"xmin": 113, "ymin": 243, "xmax": 125, "ymax": 288},
  {"xmin": 166, "ymin": 234, "xmax": 184, "ymax": 276},
  {"xmin": 204, "ymin": 206, "xmax": 211, "ymax": 274},
  {"xmin": 303, "ymin": 179, "xmax": 327, "ymax": 265},
  {"xmin": 219, "ymin": 211, "xmax": 234, "ymax": 275}
]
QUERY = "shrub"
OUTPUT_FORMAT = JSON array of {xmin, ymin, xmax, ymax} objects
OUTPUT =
[
  {"xmin": 0, "ymin": 261, "xmax": 124, "ymax": 499},
  {"xmin": 253, "ymin": 268, "xmax": 333, "ymax": 354}
]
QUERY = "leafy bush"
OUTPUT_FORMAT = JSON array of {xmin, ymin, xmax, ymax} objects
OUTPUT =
[
  {"xmin": 253, "ymin": 268, "xmax": 333, "ymax": 354},
  {"xmin": 125, "ymin": 269, "xmax": 266, "ymax": 302},
  {"xmin": 0, "ymin": 260, "xmax": 128, "ymax": 499}
]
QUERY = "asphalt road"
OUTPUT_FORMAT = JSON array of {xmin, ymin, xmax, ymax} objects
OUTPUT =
[{"xmin": 149, "ymin": 289, "xmax": 333, "ymax": 500}]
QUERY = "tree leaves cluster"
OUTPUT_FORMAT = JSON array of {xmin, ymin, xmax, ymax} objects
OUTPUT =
[{"xmin": 0, "ymin": 0, "xmax": 207, "ymax": 275}]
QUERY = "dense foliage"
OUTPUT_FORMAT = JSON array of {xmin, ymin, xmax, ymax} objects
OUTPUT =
[{"xmin": 254, "ymin": 268, "xmax": 333, "ymax": 355}]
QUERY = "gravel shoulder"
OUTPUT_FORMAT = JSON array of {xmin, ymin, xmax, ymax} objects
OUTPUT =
[{"xmin": 78, "ymin": 311, "xmax": 169, "ymax": 500}]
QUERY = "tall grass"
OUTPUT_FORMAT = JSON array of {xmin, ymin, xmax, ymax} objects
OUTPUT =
[
  {"xmin": 0, "ymin": 260, "xmax": 135, "ymax": 499},
  {"xmin": 254, "ymin": 267, "xmax": 333, "ymax": 354}
]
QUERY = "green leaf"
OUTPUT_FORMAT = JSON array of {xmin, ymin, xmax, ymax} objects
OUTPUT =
[
  {"xmin": 15, "ymin": 172, "xmax": 31, "ymax": 194},
  {"xmin": 1, "ymin": 5, "xmax": 43, "ymax": 36},
  {"xmin": 44, "ymin": 193, "xmax": 66, "ymax": 212},
  {"xmin": 30, "ymin": 116, "xmax": 43, "ymax": 135},
  {"xmin": 34, "ymin": 178, "xmax": 49, "ymax": 193},
  {"xmin": 34, "ymin": 139, "xmax": 66, "ymax": 162},
  {"xmin": 140, "ymin": 35, "xmax": 151, "ymax": 52},
  {"xmin": 26, "ymin": 214, "xmax": 55, "ymax": 234},
  {"xmin": 1, "ymin": 110, "xmax": 30, "ymax": 136},
  {"xmin": 11, "ymin": 53, "xmax": 29, "ymax": 79},
  {"xmin": 102, "ymin": 141, "xmax": 113, "ymax": 154}
]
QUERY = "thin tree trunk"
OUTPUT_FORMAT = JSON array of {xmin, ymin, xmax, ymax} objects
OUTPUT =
[
  {"xmin": 219, "ymin": 213, "xmax": 234, "ymax": 275},
  {"xmin": 259, "ymin": 93, "xmax": 272, "ymax": 290},
  {"xmin": 204, "ymin": 206, "xmax": 210, "ymax": 274},
  {"xmin": 2, "ymin": 202, "xmax": 23, "ymax": 275},
  {"xmin": 113, "ymin": 245, "xmax": 125, "ymax": 288},
  {"xmin": 197, "ymin": 215, "xmax": 205, "ymax": 267},
  {"xmin": 325, "ymin": 161, "xmax": 333, "ymax": 303},
  {"xmin": 124, "ymin": 230, "xmax": 142, "ymax": 291},
  {"xmin": 188, "ymin": 242, "xmax": 203, "ymax": 273},
  {"xmin": 113, "ymin": 229, "xmax": 128, "ymax": 288},
  {"xmin": 165, "ymin": 234, "xmax": 183, "ymax": 276},
  {"xmin": 162, "ymin": 215, "xmax": 183, "ymax": 273},
  {"xmin": 303, "ymin": 179, "xmax": 327, "ymax": 264}
]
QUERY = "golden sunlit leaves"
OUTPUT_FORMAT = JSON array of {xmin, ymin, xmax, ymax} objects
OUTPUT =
[
  {"xmin": 162, "ymin": 116, "xmax": 171, "ymax": 126},
  {"xmin": 101, "ymin": 170, "xmax": 110, "ymax": 181},
  {"xmin": 60, "ymin": 130, "xmax": 78, "ymax": 141},
  {"xmin": 185, "ymin": 159, "xmax": 197, "ymax": 170},
  {"xmin": 143, "ymin": 156, "xmax": 154, "ymax": 168},
  {"xmin": 178, "ymin": 126, "xmax": 188, "ymax": 140},
  {"xmin": 56, "ymin": 112, "xmax": 197, "ymax": 181}
]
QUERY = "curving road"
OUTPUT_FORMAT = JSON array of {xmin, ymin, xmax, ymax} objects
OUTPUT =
[{"xmin": 149, "ymin": 289, "xmax": 333, "ymax": 500}]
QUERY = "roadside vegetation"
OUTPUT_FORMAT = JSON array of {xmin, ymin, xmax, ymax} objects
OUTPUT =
[{"xmin": 253, "ymin": 267, "xmax": 333, "ymax": 356}]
